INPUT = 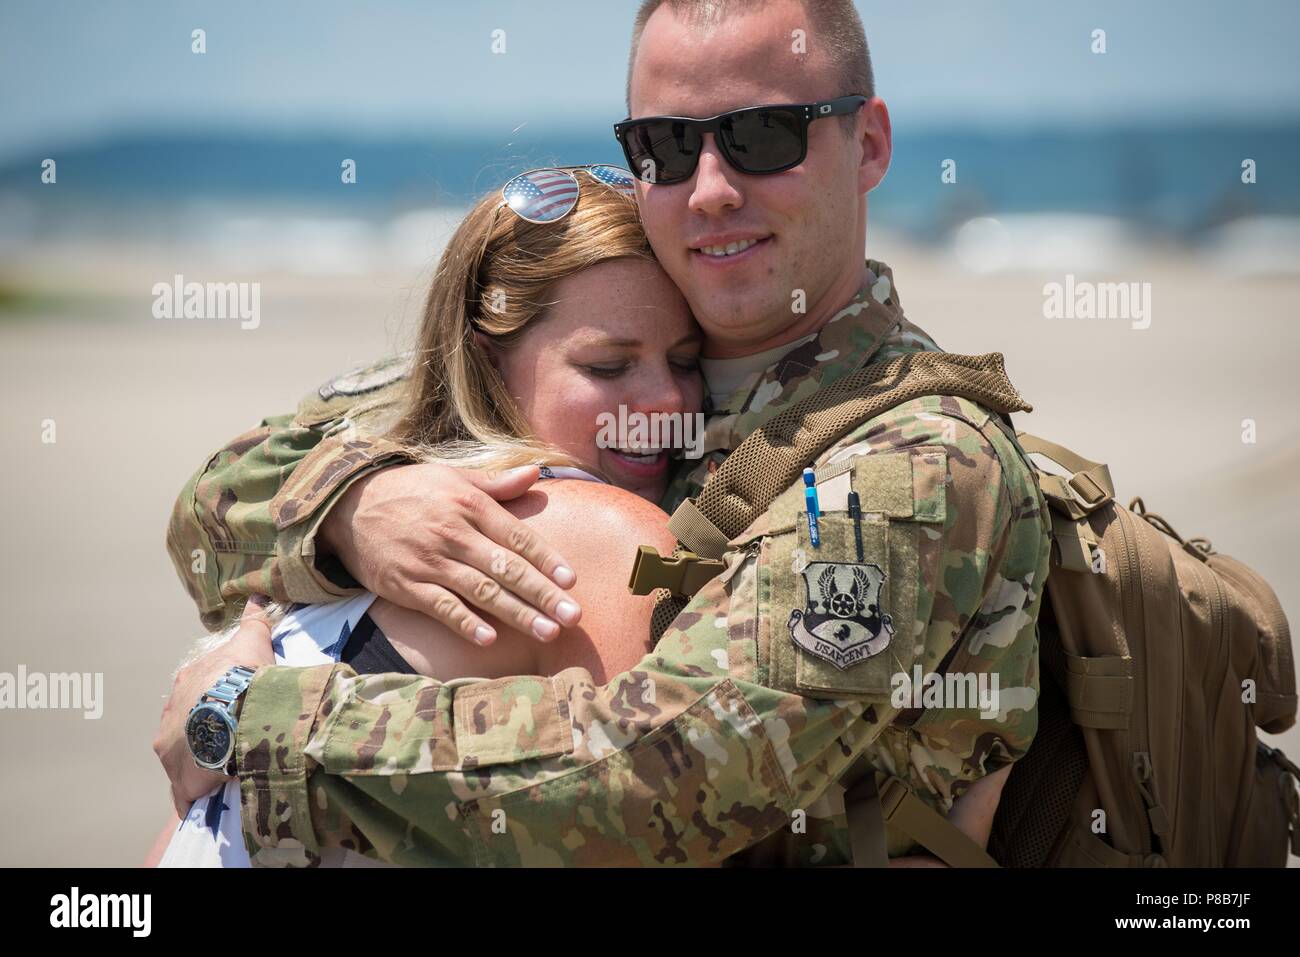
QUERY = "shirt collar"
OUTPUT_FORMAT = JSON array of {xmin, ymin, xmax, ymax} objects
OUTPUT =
[{"xmin": 697, "ymin": 260, "xmax": 907, "ymax": 455}]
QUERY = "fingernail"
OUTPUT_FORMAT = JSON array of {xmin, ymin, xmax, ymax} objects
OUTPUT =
[
  {"xmin": 553, "ymin": 565, "xmax": 576, "ymax": 587},
  {"xmin": 555, "ymin": 600, "xmax": 580, "ymax": 625},
  {"xmin": 532, "ymin": 616, "xmax": 560, "ymax": 641},
  {"xmin": 474, "ymin": 625, "xmax": 496, "ymax": 646}
]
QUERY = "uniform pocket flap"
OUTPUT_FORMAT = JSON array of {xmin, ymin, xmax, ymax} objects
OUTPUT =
[{"xmin": 452, "ymin": 676, "xmax": 575, "ymax": 768}]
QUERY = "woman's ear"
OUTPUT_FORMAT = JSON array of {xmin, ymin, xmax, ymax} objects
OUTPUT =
[{"xmin": 473, "ymin": 330, "xmax": 502, "ymax": 370}]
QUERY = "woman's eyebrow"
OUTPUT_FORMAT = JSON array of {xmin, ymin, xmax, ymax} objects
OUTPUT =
[{"xmin": 579, "ymin": 332, "xmax": 700, "ymax": 349}]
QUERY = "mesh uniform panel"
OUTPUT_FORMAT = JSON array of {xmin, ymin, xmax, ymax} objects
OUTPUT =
[
  {"xmin": 650, "ymin": 589, "xmax": 688, "ymax": 644},
  {"xmin": 693, "ymin": 351, "xmax": 1031, "ymax": 544},
  {"xmin": 988, "ymin": 598, "xmax": 1089, "ymax": 867}
]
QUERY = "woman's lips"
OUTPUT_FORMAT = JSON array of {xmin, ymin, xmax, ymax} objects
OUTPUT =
[{"xmin": 605, "ymin": 448, "xmax": 670, "ymax": 479}]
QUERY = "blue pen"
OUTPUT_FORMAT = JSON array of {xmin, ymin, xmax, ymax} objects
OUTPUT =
[{"xmin": 803, "ymin": 467, "xmax": 821, "ymax": 548}]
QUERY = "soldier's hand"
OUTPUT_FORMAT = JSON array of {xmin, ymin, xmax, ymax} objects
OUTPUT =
[
  {"xmin": 318, "ymin": 463, "xmax": 581, "ymax": 645},
  {"xmin": 153, "ymin": 603, "xmax": 276, "ymax": 816}
]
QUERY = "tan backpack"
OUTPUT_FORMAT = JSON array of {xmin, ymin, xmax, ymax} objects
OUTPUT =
[
  {"xmin": 635, "ymin": 351, "xmax": 1300, "ymax": 867},
  {"xmin": 985, "ymin": 435, "xmax": 1299, "ymax": 867}
]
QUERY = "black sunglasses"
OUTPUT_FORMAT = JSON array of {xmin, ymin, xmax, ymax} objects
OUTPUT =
[{"xmin": 613, "ymin": 95, "xmax": 866, "ymax": 185}]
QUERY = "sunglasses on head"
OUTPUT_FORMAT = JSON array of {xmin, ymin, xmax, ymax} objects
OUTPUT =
[
  {"xmin": 472, "ymin": 164, "xmax": 637, "ymax": 325},
  {"xmin": 613, "ymin": 95, "xmax": 867, "ymax": 185},
  {"xmin": 498, "ymin": 164, "xmax": 637, "ymax": 224}
]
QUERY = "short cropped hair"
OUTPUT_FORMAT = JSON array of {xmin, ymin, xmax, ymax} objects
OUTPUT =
[{"xmin": 626, "ymin": 0, "xmax": 875, "ymax": 110}]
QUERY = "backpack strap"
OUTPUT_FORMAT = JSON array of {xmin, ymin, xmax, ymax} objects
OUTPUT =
[
  {"xmin": 1016, "ymin": 432, "xmax": 1115, "ymax": 519},
  {"xmin": 1015, "ymin": 432, "xmax": 1117, "ymax": 573},
  {"xmin": 841, "ymin": 760, "xmax": 999, "ymax": 868}
]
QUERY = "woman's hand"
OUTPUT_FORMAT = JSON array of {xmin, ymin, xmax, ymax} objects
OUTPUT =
[{"xmin": 153, "ymin": 598, "xmax": 276, "ymax": 817}]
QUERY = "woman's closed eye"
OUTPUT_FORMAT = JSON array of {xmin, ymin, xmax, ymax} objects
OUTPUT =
[
  {"xmin": 583, "ymin": 358, "xmax": 699, "ymax": 380},
  {"xmin": 582, "ymin": 362, "xmax": 630, "ymax": 379}
]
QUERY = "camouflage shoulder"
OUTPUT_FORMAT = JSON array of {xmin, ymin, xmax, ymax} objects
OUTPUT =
[
  {"xmin": 807, "ymin": 393, "xmax": 1051, "ymax": 539},
  {"xmin": 293, "ymin": 352, "xmax": 414, "ymax": 430},
  {"xmin": 824, "ymin": 394, "xmax": 1035, "ymax": 475}
]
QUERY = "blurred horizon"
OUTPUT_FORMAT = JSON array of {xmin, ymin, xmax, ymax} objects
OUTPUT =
[
  {"xmin": 3, "ymin": 0, "xmax": 1299, "ymax": 281},
  {"xmin": 4, "ymin": 0, "xmax": 1300, "ymax": 159}
]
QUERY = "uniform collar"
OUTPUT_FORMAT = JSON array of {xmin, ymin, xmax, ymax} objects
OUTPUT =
[{"xmin": 697, "ymin": 260, "xmax": 908, "ymax": 456}]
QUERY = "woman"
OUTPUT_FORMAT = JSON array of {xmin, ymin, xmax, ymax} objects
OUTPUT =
[
  {"xmin": 154, "ymin": 166, "xmax": 702, "ymax": 866},
  {"xmin": 151, "ymin": 165, "xmax": 1007, "ymax": 866}
]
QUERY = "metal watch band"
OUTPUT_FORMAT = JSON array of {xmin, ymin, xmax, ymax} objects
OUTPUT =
[{"xmin": 199, "ymin": 664, "xmax": 257, "ymax": 709}]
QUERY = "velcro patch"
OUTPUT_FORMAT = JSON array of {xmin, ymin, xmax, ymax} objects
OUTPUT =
[
  {"xmin": 317, "ymin": 352, "xmax": 412, "ymax": 401},
  {"xmin": 787, "ymin": 560, "xmax": 895, "ymax": 669}
]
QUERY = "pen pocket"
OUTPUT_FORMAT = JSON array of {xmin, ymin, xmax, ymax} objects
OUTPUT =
[{"xmin": 758, "ymin": 449, "xmax": 946, "ymax": 701}]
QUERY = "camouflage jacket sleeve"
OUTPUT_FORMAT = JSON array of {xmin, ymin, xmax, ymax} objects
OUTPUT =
[
  {"xmin": 166, "ymin": 357, "xmax": 414, "ymax": 630},
  {"xmin": 235, "ymin": 395, "xmax": 1052, "ymax": 866}
]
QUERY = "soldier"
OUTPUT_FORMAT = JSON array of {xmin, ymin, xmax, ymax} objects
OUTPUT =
[{"xmin": 156, "ymin": 0, "xmax": 1051, "ymax": 866}]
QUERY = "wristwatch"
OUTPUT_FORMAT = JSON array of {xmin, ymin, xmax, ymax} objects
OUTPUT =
[{"xmin": 185, "ymin": 665, "xmax": 257, "ymax": 774}]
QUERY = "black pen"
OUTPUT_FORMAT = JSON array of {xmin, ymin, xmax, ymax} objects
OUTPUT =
[{"xmin": 848, "ymin": 491, "xmax": 864, "ymax": 561}]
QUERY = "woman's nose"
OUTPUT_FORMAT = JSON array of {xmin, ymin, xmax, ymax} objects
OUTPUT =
[{"xmin": 629, "ymin": 368, "xmax": 689, "ymax": 417}]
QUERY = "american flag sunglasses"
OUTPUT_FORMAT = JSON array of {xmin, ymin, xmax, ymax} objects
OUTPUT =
[{"xmin": 500, "ymin": 165, "xmax": 637, "ymax": 224}]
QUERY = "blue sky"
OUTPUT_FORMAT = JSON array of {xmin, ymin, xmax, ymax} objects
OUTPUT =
[{"xmin": 3, "ymin": 0, "xmax": 1298, "ymax": 159}]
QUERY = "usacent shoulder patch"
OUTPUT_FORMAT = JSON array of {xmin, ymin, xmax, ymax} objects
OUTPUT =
[
  {"xmin": 787, "ymin": 561, "xmax": 894, "ymax": 669},
  {"xmin": 317, "ymin": 352, "xmax": 413, "ymax": 401}
]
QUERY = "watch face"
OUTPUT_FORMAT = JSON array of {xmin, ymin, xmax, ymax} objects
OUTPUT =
[{"xmin": 186, "ymin": 704, "xmax": 235, "ymax": 770}]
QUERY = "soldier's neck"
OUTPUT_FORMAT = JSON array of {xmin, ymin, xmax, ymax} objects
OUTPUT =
[
  {"xmin": 700, "ymin": 340, "xmax": 801, "ymax": 411},
  {"xmin": 701, "ymin": 262, "xmax": 873, "ymax": 360},
  {"xmin": 699, "ymin": 263, "xmax": 875, "ymax": 409}
]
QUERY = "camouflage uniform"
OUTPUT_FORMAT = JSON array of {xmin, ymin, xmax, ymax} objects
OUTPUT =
[
  {"xmin": 167, "ymin": 261, "xmax": 1052, "ymax": 866},
  {"xmin": 166, "ymin": 352, "xmax": 415, "ymax": 631}
]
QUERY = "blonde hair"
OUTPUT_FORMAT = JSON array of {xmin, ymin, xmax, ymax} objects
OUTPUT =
[{"xmin": 388, "ymin": 174, "xmax": 655, "ymax": 472}]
